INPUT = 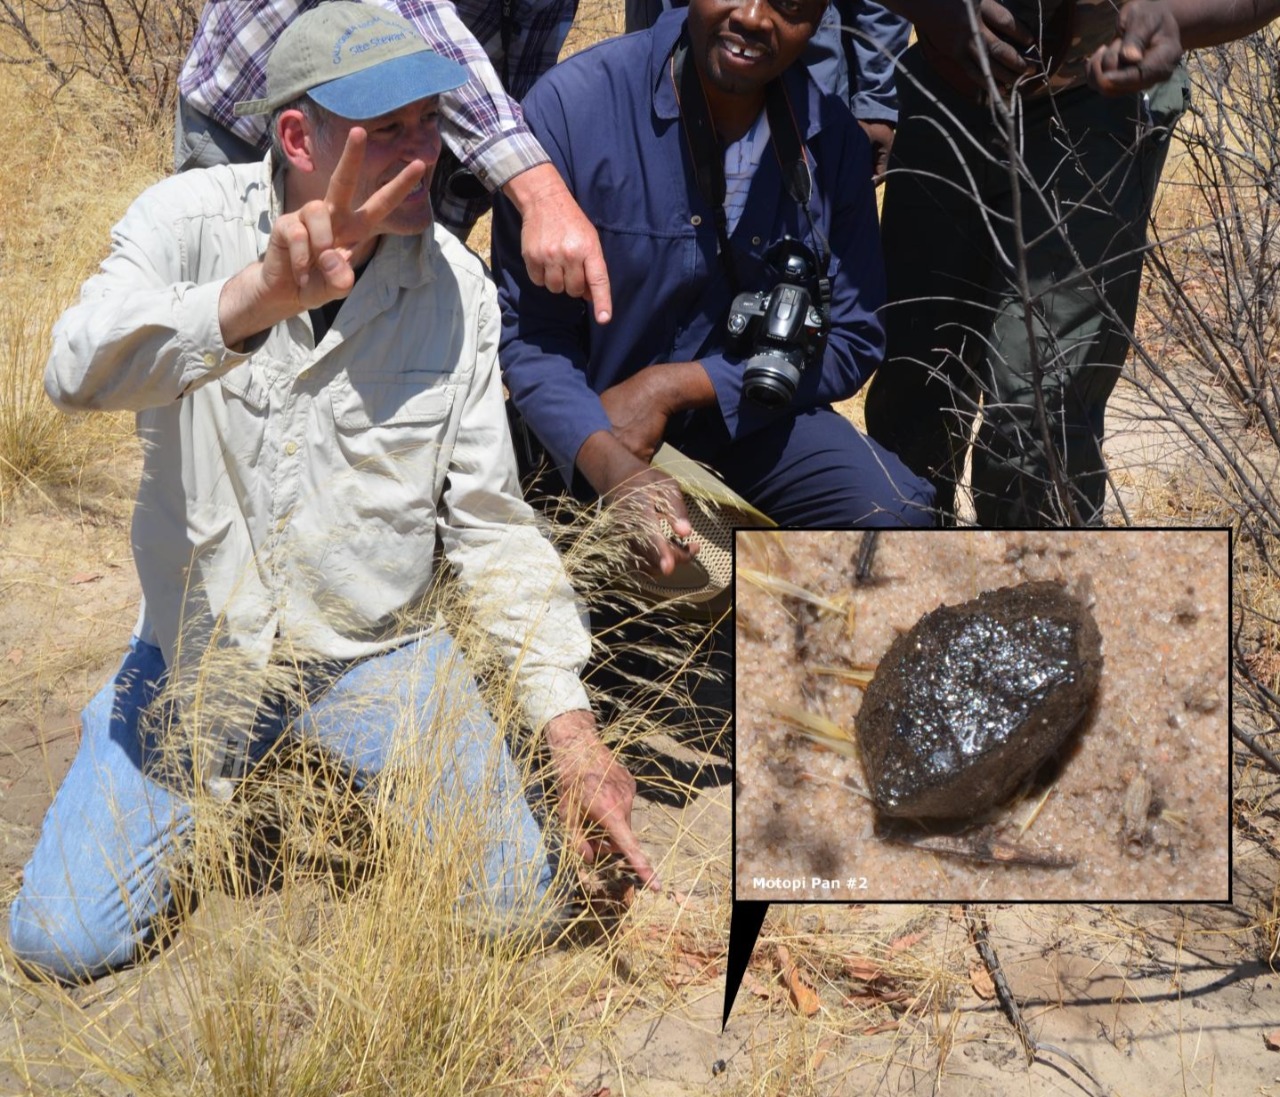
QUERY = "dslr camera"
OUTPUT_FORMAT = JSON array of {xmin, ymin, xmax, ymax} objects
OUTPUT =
[{"xmin": 726, "ymin": 238, "xmax": 827, "ymax": 410}]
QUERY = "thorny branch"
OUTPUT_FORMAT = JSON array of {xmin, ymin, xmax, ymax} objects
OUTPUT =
[
  {"xmin": 0, "ymin": 0, "xmax": 201, "ymax": 127},
  {"xmin": 964, "ymin": 904, "xmax": 1112, "ymax": 1097}
]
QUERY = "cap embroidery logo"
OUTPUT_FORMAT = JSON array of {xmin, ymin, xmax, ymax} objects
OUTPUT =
[{"xmin": 331, "ymin": 15, "xmax": 402, "ymax": 65}]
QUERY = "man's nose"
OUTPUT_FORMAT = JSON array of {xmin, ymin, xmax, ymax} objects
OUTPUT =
[
  {"xmin": 731, "ymin": 0, "xmax": 772, "ymax": 30},
  {"xmin": 406, "ymin": 124, "xmax": 441, "ymax": 166}
]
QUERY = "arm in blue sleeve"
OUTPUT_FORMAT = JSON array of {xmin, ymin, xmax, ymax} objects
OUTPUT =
[
  {"xmin": 802, "ymin": 3, "xmax": 852, "ymax": 102},
  {"xmin": 845, "ymin": 0, "xmax": 912, "ymax": 123}
]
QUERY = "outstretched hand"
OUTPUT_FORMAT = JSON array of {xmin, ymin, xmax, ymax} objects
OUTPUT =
[
  {"xmin": 507, "ymin": 162, "xmax": 613, "ymax": 325},
  {"xmin": 544, "ymin": 710, "xmax": 659, "ymax": 889},
  {"xmin": 219, "ymin": 128, "xmax": 426, "ymax": 347}
]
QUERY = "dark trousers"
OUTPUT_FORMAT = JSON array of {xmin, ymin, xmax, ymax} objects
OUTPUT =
[
  {"xmin": 517, "ymin": 402, "xmax": 936, "ymax": 529},
  {"xmin": 672, "ymin": 404, "xmax": 935, "ymax": 528},
  {"xmin": 865, "ymin": 46, "xmax": 1187, "ymax": 526}
]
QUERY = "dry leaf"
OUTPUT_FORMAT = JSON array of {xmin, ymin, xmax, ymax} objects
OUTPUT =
[
  {"xmin": 786, "ymin": 972, "xmax": 821, "ymax": 1016},
  {"xmin": 662, "ymin": 944, "xmax": 721, "ymax": 990},
  {"xmin": 887, "ymin": 930, "xmax": 927, "ymax": 956},
  {"xmin": 843, "ymin": 954, "xmax": 885, "ymax": 983},
  {"xmin": 1265, "ymin": 1030, "xmax": 1280, "ymax": 1051},
  {"xmin": 969, "ymin": 961, "xmax": 997, "ymax": 1000},
  {"xmin": 809, "ymin": 1035, "xmax": 838, "ymax": 1073},
  {"xmin": 743, "ymin": 971, "xmax": 773, "ymax": 1000},
  {"xmin": 69, "ymin": 572, "xmax": 102, "ymax": 585},
  {"xmin": 862, "ymin": 1021, "xmax": 901, "ymax": 1036},
  {"xmin": 5, "ymin": 648, "xmax": 22, "ymax": 666},
  {"xmin": 775, "ymin": 945, "xmax": 820, "ymax": 1017}
]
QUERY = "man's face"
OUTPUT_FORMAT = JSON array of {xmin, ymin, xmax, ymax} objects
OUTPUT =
[
  {"xmin": 311, "ymin": 96, "xmax": 442, "ymax": 237},
  {"xmin": 687, "ymin": 0, "xmax": 827, "ymax": 99}
]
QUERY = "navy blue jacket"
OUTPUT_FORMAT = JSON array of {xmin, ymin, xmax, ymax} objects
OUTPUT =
[{"xmin": 493, "ymin": 9, "xmax": 887, "ymax": 484}]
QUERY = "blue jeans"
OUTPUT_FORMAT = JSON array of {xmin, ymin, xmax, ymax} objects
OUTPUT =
[{"xmin": 9, "ymin": 633, "xmax": 553, "ymax": 982}]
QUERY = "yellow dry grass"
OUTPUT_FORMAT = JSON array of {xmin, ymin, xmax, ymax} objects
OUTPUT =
[
  {"xmin": 0, "ymin": 15, "xmax": 731, "ymax": 1097},
  {"xmin": 0, "ymin": 52, "xmax": 169, "ymax": 508}
]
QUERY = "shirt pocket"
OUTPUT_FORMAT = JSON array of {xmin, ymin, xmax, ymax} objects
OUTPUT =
[
  {"xmin": 218, "ymin": 366, "xmax": 270, "ymax": 410},
  {"xmin": 329, "ymin": 371, "xmax": 458, "ymax": 502},
  {"xmin": 212, "ymin": 366, "xmax": 271, "ymax": 467}
]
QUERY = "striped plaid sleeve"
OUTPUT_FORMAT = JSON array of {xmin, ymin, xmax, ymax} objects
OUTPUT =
[{"xmin": 379, "ymin": 0, "xmax": 548, "ymax": 191}]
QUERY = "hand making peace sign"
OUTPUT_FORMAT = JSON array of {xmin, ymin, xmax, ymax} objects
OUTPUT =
[{"xmin": 218, "ymin": 126, "xmax": 428, "ymax": 348}]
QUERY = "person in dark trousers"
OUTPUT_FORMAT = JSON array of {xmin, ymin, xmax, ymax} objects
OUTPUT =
[{"xmin": 867, "ymin": 0, "xmax": 1280, "ymax": 526}]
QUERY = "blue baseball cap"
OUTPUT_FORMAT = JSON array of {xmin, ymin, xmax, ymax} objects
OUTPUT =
[{"xmin": 235, "ymin": 2, "xmax": 467, "ymax": 120}]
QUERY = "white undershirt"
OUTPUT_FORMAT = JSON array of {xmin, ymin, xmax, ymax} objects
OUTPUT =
[{"xmin": 723, "ymin": 110, "xmax": 771, "ymax": 234}]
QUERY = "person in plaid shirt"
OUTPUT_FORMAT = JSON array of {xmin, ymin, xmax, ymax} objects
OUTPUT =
[{"xmin": 178, "ymin": 0, "xmax": 613, "ymax": 325}]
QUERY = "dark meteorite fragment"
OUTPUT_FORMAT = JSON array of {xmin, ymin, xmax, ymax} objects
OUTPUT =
[{"xmin": 855, "ymin": 581, "xmax": 1103, "ymax": 820}]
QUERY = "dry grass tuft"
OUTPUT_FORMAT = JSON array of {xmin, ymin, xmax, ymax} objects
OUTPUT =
[
  {"xmin": 0, "ymin": 27, "xmax": 169, "ymax": 505},
  {"xmin": 1, "ymin": 504, "xmax": 730, "ymax": 1095}
]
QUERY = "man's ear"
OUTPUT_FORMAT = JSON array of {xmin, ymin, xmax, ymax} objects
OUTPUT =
[{"xmin": 276, "ymin": 109, "xmax": 317, "ymax": 173}]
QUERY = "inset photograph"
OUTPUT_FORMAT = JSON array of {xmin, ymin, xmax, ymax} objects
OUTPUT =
[{"xmin": 734, "ymin": 529, "xmax": 1230, "ymax": 902}]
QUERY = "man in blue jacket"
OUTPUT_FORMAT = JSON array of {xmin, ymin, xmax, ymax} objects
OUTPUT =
[
  {"xmin": 626, "ymin": 0, "xmax": 912, "ymax": 182},
  {"xmin": 493, "ymin": 0, "xmax": 934, "ymax": 575}
]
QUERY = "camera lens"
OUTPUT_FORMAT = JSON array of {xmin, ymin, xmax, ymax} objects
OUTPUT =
[{"xmin": 743, "ymin": 353, "xmax": 801, "ymax": 409}]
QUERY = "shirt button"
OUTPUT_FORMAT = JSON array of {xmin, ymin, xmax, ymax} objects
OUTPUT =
[
  {"xmin": 752, "ymin": 236, "xmax": 762, "ymax": 246},
  {"xmin": 202, "ymin": 353, "xmax": 216, "ymax": 367},
  {"xmin": 284, "ymin": 441, "xmax": 298, "ymax": 456},
  {"xmin": 690, "ymin": 215, "xmax": 702, "ymax": 226}
]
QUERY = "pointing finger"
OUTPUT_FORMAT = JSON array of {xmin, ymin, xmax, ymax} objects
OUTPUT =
[
  {"xmin": 602, "ymin": 815, "xmax": 660, "ymax": 890},
  {"xmin": 584, "ymin": 248, "xmax": 613, "ymax": 325}
]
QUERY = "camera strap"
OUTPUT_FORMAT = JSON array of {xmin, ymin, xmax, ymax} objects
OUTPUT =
[
  {"xmin": 673, "ymin": 37, "xmax": 739, "ymax": 291},
  {"xmin": 671, "ymin": 34, "xmax": 831, "ymax": 321}
]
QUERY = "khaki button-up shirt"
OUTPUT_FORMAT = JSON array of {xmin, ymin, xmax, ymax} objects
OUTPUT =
[{"xmin": 46, "ymin": 156, "xmax": 590, "ymax": 729}]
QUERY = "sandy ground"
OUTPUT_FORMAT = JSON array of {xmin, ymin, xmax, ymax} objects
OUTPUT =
[
  {"xmin": 735, "ymin": 529, "xmax": 1231, "ymax": 903},
  {"xmin": 0, "ymin": 430, "xmax": 1275, "ymax": 1097}
]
